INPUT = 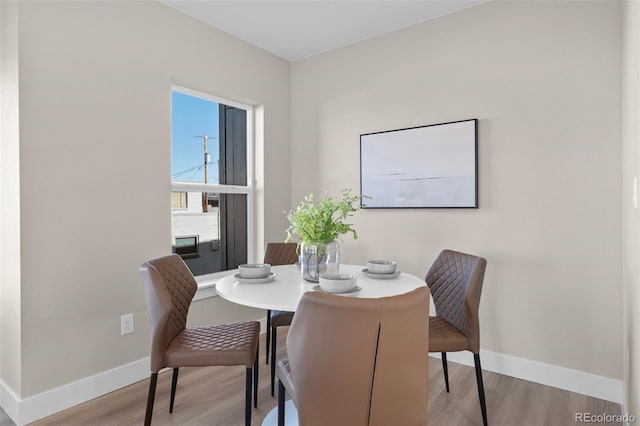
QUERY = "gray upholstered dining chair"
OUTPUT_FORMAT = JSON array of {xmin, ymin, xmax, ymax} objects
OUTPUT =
[
  {"xmin": 276, "ymin": 287, "xmax": 430, "ymax": 426},
  {"xmin": 426, "ymin": 249, "xmax": 488, "ymax": 426},
  {"xmin": 140, "ymin": 254, "xmax": 260, "ymax": 426},
  {"xmin": 262, "ymin": 242, "xmax": 298, "ymax": 396}
]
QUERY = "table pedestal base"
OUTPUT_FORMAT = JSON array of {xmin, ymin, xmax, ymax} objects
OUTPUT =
[{"xmin": 262, "ymin": 400, "xmax": 298, "ymax": 426}]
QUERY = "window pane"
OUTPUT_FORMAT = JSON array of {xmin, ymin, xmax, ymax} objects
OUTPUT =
[
  {"xmin": 172, "ymin": 192, "xmax": 222, "ymax": 275},
  {"xmin": 171, "ymin": 91, "xmax": 219, "ymax": 184},
  {"xmin": 171, "ymin": 88, "xmax": 249, "ymax": 276},
  {"xmin": 171, "ymin": 191, "xmax": 187, "ymax": 209},
  {"xmin": 174, "ymin": 236, "xmax": 198, "ymax": 258},
  {"xmin": 219, "ymin": 193, "xmax": 247, "ymax": 269}
]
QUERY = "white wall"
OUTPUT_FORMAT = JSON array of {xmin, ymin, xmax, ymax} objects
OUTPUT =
[
  {"xmin": 622, "ymin": 0, "xmax": 640, "ymax": 416},
  {"xmin": 11, "ymin": 0, "xmax": 290, "ymax": 398},
  {"xmin": 0, "ymin": 0, "xmax": 22, "ymax": 397},
  {"xmin": 291, "ymin": 0, "xmax": 622, "ymax": 381}
]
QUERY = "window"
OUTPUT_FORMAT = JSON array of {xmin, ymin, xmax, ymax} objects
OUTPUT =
[
  {"xmin": 174, "ymin": 235, "xmax": 199, "ymax": 258},
  {"xmin": 171, "ymin": 191, "xmax": 188, "ymax": 209},
  {"xmin": 171, "ymin": 86, "xmax": 253, "ymax": 276}
]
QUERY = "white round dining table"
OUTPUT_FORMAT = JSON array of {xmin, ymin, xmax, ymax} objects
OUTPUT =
[
  {"xmin": 216, "ymin": 263, "xmax": 426, "ymax": 426},
  {"xmin": 215, "ymin": 263, "xmax": 427, "ymax": 312}
]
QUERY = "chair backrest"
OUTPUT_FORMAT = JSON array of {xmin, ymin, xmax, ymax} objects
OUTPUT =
[
  {"xmin": 140, "ymin": 254, "xmax": 197, "ymax": 373},
  {"xmin": 425, "ymin": 249, "xmax": 487, "ymax": 354},
  {"xmin": 263, "ymin": 242, "xmax": 298, "ymax": 265},
  {"xmin": 286, "ymin": 287, "xmax": 429, "ymax": 426}
]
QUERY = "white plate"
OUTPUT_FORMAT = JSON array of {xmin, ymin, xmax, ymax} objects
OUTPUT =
[
  {"xmin": 312, "ymin": 284, "xmax": 362, "ymax": 296},
  {"xmin": 234, "ymin": 272, "xmax": 276, "ymax": 284},
  {"xmin": 361, "ymin": 269, "xmax": 401, "ymax": 280}
]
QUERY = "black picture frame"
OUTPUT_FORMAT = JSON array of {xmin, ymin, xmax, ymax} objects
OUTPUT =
[{"xmin": 360, "ymin": 119, "xmax": 478, "ymax": 209}]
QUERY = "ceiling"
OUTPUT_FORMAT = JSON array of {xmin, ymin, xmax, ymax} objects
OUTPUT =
[{"xmin": 161, "ymin": 1, "xmax": 485, "ymax": 62}]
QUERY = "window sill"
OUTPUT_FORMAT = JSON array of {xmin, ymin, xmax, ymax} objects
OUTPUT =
[{"xmin": 193, "ymin": 270, "xmax": 236, "ymax": 302}]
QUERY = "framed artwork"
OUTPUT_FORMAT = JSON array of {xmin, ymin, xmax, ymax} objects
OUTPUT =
[{"xmin": 360, "ymin": 119, "xmax": 478, "ymax": 209}]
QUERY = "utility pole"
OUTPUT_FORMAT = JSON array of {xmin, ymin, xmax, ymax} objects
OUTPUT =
[
  {"xmin": 197, "ymin": 134, "xmax": 213, "ymax": 212},
  {"xmin": 203, "ymin": 134, "xmax": 210, "ymax": 185}
]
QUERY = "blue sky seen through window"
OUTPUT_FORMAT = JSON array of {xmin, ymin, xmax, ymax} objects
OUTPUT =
[{"xmin": 171, "ymin": 91, "xmax": 220, "ymax": 184}]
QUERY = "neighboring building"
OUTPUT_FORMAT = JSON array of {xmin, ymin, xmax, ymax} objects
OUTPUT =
[{"xmin": 171, "ymin": 191, "xmax": 222, "ymax": 275}]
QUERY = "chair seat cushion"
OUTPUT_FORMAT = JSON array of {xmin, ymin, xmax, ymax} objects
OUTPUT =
[
  {"xmin": 165, "ymin": 321, "xmax": 260, "ymax": 368},
  {"xmin": 429, "ymin": 317, "xmax": 468, "ymax": 352},
  {"xmin": 270, "ymin": 310, "xmax": 294, "ymax": 328}
]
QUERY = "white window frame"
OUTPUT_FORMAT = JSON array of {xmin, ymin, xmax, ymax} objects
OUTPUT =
[{"xmin": 171, "ymin": 85, "xmax": 255, "ymax": 296}]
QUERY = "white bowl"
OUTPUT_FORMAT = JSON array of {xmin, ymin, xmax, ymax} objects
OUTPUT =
[
  {"xmin": 366, "ymin": 260, "xmax": 397, "ymax": 274},
  {"xmin": 238, "ymin": 263, "xmax": 271, "ymax": 279},
  {"xmin": 319, "ymin": 273, "xmax": 357, "ymax": 294}
]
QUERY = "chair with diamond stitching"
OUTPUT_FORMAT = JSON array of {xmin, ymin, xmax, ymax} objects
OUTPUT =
[
  {"xmin": 140, "ymin": 254, "xmax": 260, "ymax": 426},
  {"xmin": 262, "ymin": 242, "xmax": 298, "ymax": 396},
  {"xmin": 426, "ymin": 249, "xmax": 488, "ymax": 426}
]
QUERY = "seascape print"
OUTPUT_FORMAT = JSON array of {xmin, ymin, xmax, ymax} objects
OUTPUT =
[{"xmin": 360, "ymin": 120, "xmax": 477, "ymax": 208}]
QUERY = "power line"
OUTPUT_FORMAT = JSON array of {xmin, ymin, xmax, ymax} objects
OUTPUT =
[
  {"xmin": 172, "ymin": 165, "xmax": 200, "ymax": 178},
  {"xmin": 185, "ymin": 164, "xmax": 204, "ymax": 182}
]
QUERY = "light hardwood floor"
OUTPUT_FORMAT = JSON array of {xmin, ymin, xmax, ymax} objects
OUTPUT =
[{"xmin": 28, "ymin": 331, "xmax": 621, "ymax": 426}]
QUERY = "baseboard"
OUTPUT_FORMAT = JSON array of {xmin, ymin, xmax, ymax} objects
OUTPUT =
[
  {"xmin": 0, "ymin": 380, "xmax": 21, "ymax": 426},
  {"xmin": 3, "ymin": 329, "xmax": 620, "ymax": 424},
  {"xmin": 621, "ymin": 385, "xmax": 634, "ymax": 426},
  {"xmin": 1, "ymin": 357, "xmax": 150, "ymax": 426},
  {"xmin": 429, "ymin": 350, "xmax": 623, "ymax": 404},
  {"xmin": 1, "ymin": 316, "xmax": 269, "ymax": 426}
]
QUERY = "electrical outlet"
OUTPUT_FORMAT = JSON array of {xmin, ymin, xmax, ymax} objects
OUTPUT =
[{"xmin": 121, "ymin": 313, "xmax": 134, "ymax": 335}]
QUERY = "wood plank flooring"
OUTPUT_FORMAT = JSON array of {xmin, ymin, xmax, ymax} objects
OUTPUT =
[{"xmin": 28, "ymin": 331, "xmax": 621, "ymax": 426}]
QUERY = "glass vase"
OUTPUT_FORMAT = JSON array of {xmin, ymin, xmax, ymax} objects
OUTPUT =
[{"xmin": 300, "ymin": 240, "xmax": 340, "ymax": 282}]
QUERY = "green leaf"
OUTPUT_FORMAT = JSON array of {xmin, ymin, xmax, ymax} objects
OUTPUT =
[{"xmin": 285, "ymin": 189, "xmax": 366, "ymax": 244}]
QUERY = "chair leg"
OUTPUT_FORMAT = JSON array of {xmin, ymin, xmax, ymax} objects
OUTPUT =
[
  {"xmin": 271, "ymin": 326, "xmax": 277, "ymax": 396},
  {"xmin": 169, "ymin": 368, "xmax": 179, "ymax": 413},
  {"xmin": 474, "ymin": 353, "xmax": 488, "ymax": 426},
  {"xmin": 144, "ymin": 373, "xmax": 158, "ymax": 426},
  {"xmin": 245, "ymin": 367, "xmax": 252, "ymax": 426},
  {"xmin": 277, "ymin": 379, "xmax": 286, "ymax": 426},
  {"xmin": 254, "ymin": 343, "xmax": 259, "ymax": 408},
  {"xmin": 266, "ymin": 309, "xmax": 271, "ymax": 364},
  {"xmin": 441, "ymin": 352, "xmax": 450, "ymax": 393}
]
